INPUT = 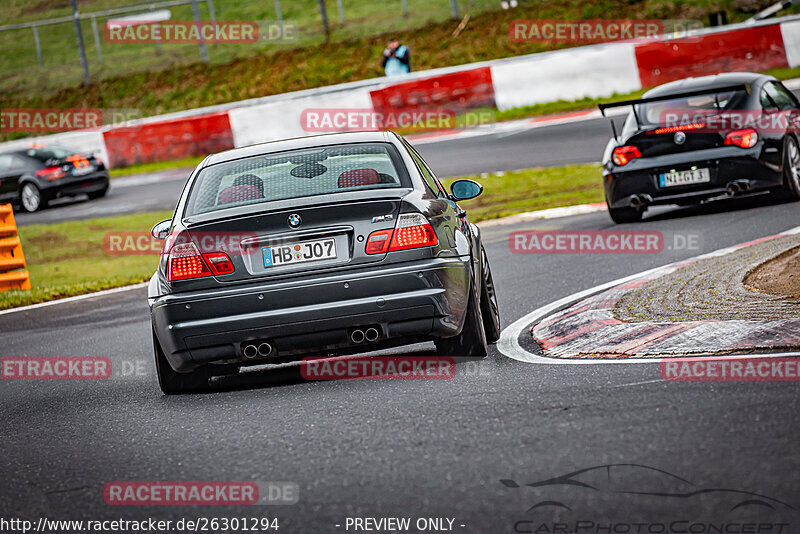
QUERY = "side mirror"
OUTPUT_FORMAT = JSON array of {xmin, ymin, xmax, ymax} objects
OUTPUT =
[
  {"xmin": 151, "ymin": 219, "xmax": 172, "ymax": 240},
  {"xmin": 450, "ymin": 179, "xmax": 483, "ymax": 201}
]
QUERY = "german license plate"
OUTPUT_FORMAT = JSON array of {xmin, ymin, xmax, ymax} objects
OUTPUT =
[
  {"xmin": 659, "ymin": 168, "xmax": 710, "ymax": 187},
  {"xmin": 72, "ymin": 165, "xmax": 94, "ymax": 176},
  {"xmin": 263, "ymin": 238, "xmax": 336, "ymax": 268}
]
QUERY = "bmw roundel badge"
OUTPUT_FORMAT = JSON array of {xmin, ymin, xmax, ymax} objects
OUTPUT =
[
  {"xmin": 674, "ymin": 131, "xmax": 686, "ymax": 145},
  {"xmin": 288, "ymin": 214, "xmax": 302, "ymax": 228}
]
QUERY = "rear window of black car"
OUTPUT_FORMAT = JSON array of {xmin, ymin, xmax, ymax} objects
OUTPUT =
[
  {"xmin": 24, "ymin": 146, "xmax": 77, "ymax": 162},
  {"xmin": 623, "ymin": 89, "xmax": 749, "ymax": 134},
  {"xmin": 185, "ymin": 143, "xmax": 408, "ymax": 216}
]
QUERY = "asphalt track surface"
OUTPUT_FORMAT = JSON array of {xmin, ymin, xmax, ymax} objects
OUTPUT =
[
  {"xmin": 15, "ymin": 116, "xmax": 613, "ymax": 226},
  {"xmin": 3, "ymin": 191, "xmax": 800, "ymax": 530}
]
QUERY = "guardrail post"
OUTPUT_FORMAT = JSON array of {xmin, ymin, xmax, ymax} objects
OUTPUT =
[
  {"xmin": 207, "ymin": 0, "xmax": 217, "ymax": 22},
  {"xmin": 0, "ymin": 204, "xmax": 31, "ymax": 292},
  {"xmin": 70, "ymin": 0, "xmax": 91, "ymax": 86},
  {"xmin": 337, "ymin": 0, "xmax": 345, "ymax": 25},
  {"xmin": 190, "ymin": 0, "xmax": 209, "ymax": 62},
  {"xmin": 32, "ymin": 25, "xmax": 44, "ymax": 69},
  {"xmin": 91, "ymin": 15, "xmax": 102, "ymax": 62},
  {"xmin": 274, "ymin": 0, "xmax": 284, "ymax": 34},
  {"xmin": 449, "ymin": 0, "xmax": 459, "ymax": 19},
  {"xmin": 318, "ymin": 0, "xmax": 330, "ymax": 42}
]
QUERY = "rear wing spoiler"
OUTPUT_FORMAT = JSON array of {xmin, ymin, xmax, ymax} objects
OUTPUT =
[{"xmin": 598, "ymin": 83, "xmax": 751, "ymax": 139}]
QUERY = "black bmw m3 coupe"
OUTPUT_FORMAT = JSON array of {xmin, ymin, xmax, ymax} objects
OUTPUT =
[{"xmin": 148, "ymin": 131, "xmax": 501, "ymax": 394}]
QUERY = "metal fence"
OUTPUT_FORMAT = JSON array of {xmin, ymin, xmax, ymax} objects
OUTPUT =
[
  {"xmin": 0, "ymin": 0, "xmax": 492, "ymax": 89},
  {"xmin": 0, "ymin": 0, "xmax": 217, "ymax": 86}
]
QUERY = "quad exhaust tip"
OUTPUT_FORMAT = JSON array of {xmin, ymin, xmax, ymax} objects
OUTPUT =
[
  {"xmin": 365, "ymin": 327, "xmax": 380, "ymax": 343},
  {"xmin": 242, "ymin": 341, "xmax": 273, "ymax": 359},
  {"xmin": 350, "ymin": 329, "xmax": 366, "ymax": 344},
  {"xmin": 350, "ymin": 327, "xmax": 381, "ymax": 344},
  {"xmin": 629, "ymin": 194, "xmax": 652, "ymax": 209},
  {"xmin": 727, "ymin": 180, "xmax": 751, "ymax": 195},
  {"xmin": 242, "ymin": 344, "xmax": 258, "ymax": 359}
]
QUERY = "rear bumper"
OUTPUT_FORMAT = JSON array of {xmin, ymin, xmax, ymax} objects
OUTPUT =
[
  {"xmin": 604, "ymin": 147, "xmax": 782, "ymax": 209},
  {"xmin": 41, "ymin": 172, "xmax": 109, "ymax": 197},
  {"xmin": 150, "ymin": 256, "xmax": 471, "ymax": 372}
]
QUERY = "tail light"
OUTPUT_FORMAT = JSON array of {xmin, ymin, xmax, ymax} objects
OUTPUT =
[
  {"xmin": 167, "ymin": 242, "xmax": 235, "ymax": 281},
  {"xmin": 389, "ymin": 213, "xmax": 438, "ymax": 251},
  {"xmin": 365, "ymin": 229, "xmax": 393, "ymax": 254},
  {"xmin": 365, "ymin": 213, "xmax": 438, "ymax": 255},
  {"xmin": 36, "ymin": 166, "xmax": 66, "ymax": 181},
  {"xmin": 724, "ymin": 128, "xmax": 758, "ymax": 148},
  {"xmin": 611, "ymin": 146, "xmax": 642, "ymax": 166},
  {"xmin": 203, "ymin": 252, "xmax": 235, "ymax": 276}
]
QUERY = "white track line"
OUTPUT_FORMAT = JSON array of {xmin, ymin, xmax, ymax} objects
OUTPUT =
[
  {"xmin": 497, "ymin": 225, "xmax": 800, "ymax": 365},
  {"xmin": 0, "ymin": 282, "xmax": 147, "ymax": 317},
  {"xmin": 478, "ymin": 202, "xmax": 606, "ymax": 228}
]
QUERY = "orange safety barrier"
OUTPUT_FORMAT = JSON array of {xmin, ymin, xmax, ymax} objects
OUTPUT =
[{"xmin": 0, "ymin": 204, "xmax": 30, "ymax": 291}]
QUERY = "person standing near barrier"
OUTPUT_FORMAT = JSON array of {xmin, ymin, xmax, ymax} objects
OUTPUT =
[{"xmin": 381, "ymin": 39, "xmax": 410, "ymax": 77}]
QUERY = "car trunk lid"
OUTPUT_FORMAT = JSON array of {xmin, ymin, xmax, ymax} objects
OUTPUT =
[{"xmin": 174, "ymin": 192, "xmax": 409, "ymax": 286}]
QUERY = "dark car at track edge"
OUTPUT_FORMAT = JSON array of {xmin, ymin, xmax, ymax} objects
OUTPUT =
[
  {"xmin": 148, "ymin": 131, "xmax": 501, "ymax": 394},
  {"xmin": 599, "ymin": 72, "xmax": 800, "ymax": 223},
  {"xmin": 0, "ymin": 145, "xmax": 109, "ymax": 212}
]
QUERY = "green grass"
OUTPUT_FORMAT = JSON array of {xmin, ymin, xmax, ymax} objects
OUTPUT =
[
  {"xmin": 108, "ymin": 155, "xmax": 204, "ymax": 178},
  {"xmin": 441, "ymin": 164, "xmax": 604, "ymax": 222},
  {"xmin": 0, "ymin": 162, "xmax": 603, "ymax": 309},
  {"xmin": 0, "ymin": 210, "xmax": 172, "ymax": 310},
  {"xmin": 764, "ymin": 65, "xmax": 800, "ymax": 81}
]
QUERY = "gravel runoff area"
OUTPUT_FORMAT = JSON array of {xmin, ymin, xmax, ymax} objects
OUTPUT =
[
  {"xmin": 746, "ymin": 243, "xmax": 800, "ymax": 300},
  {"xmin": 615, "ymin": 234, "xmax": 800, "ymax": 323}
]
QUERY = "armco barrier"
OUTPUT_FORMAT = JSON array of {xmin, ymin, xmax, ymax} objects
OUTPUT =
[
  {"xmin": 102, "ymin": 111, "xmax": 234, "ymax": 168},
  {"xmin": 782, "ymin": 19, "xmax": 800, "ymax": 67},
  {"xmin": 228, "ymin": 87, "xmax": 375, "ymax": 147},
  {"xmin": 634, "ymin": 24, "xmax": 789, "ymax": 88},
  {"xmin": 490, "ymin": 42, "xmax": 640, "ymax": 111},
  {"xmin": 369, "ymin": 67, "xmax": 495, "ymax": 114},
  {"xmin": 0, "ymin": 204, "xmax": 30, "ymax": 292}
]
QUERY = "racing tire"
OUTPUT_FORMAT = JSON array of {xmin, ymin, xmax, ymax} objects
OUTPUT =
[
  {"xmin": 153, "ymin": 329, "xmax": 212, "ymax": 394},
  {"xmin": 781, "ymin": 136, "xmax": 800, "ymax": 201},
  {"xmin": 479, "ymin": 246, "xmax": 501, "ymax": 344},
  {"xmin": 20, "ymin": 182, "xmax": 46, "ymax": 212},
  {"xmin": 607, "ymin": 204, "xmax": 644, "ymax": 224},
  {"xmin": 436, "ymin": 281, "xmax": 488, "ymax": 359}
]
